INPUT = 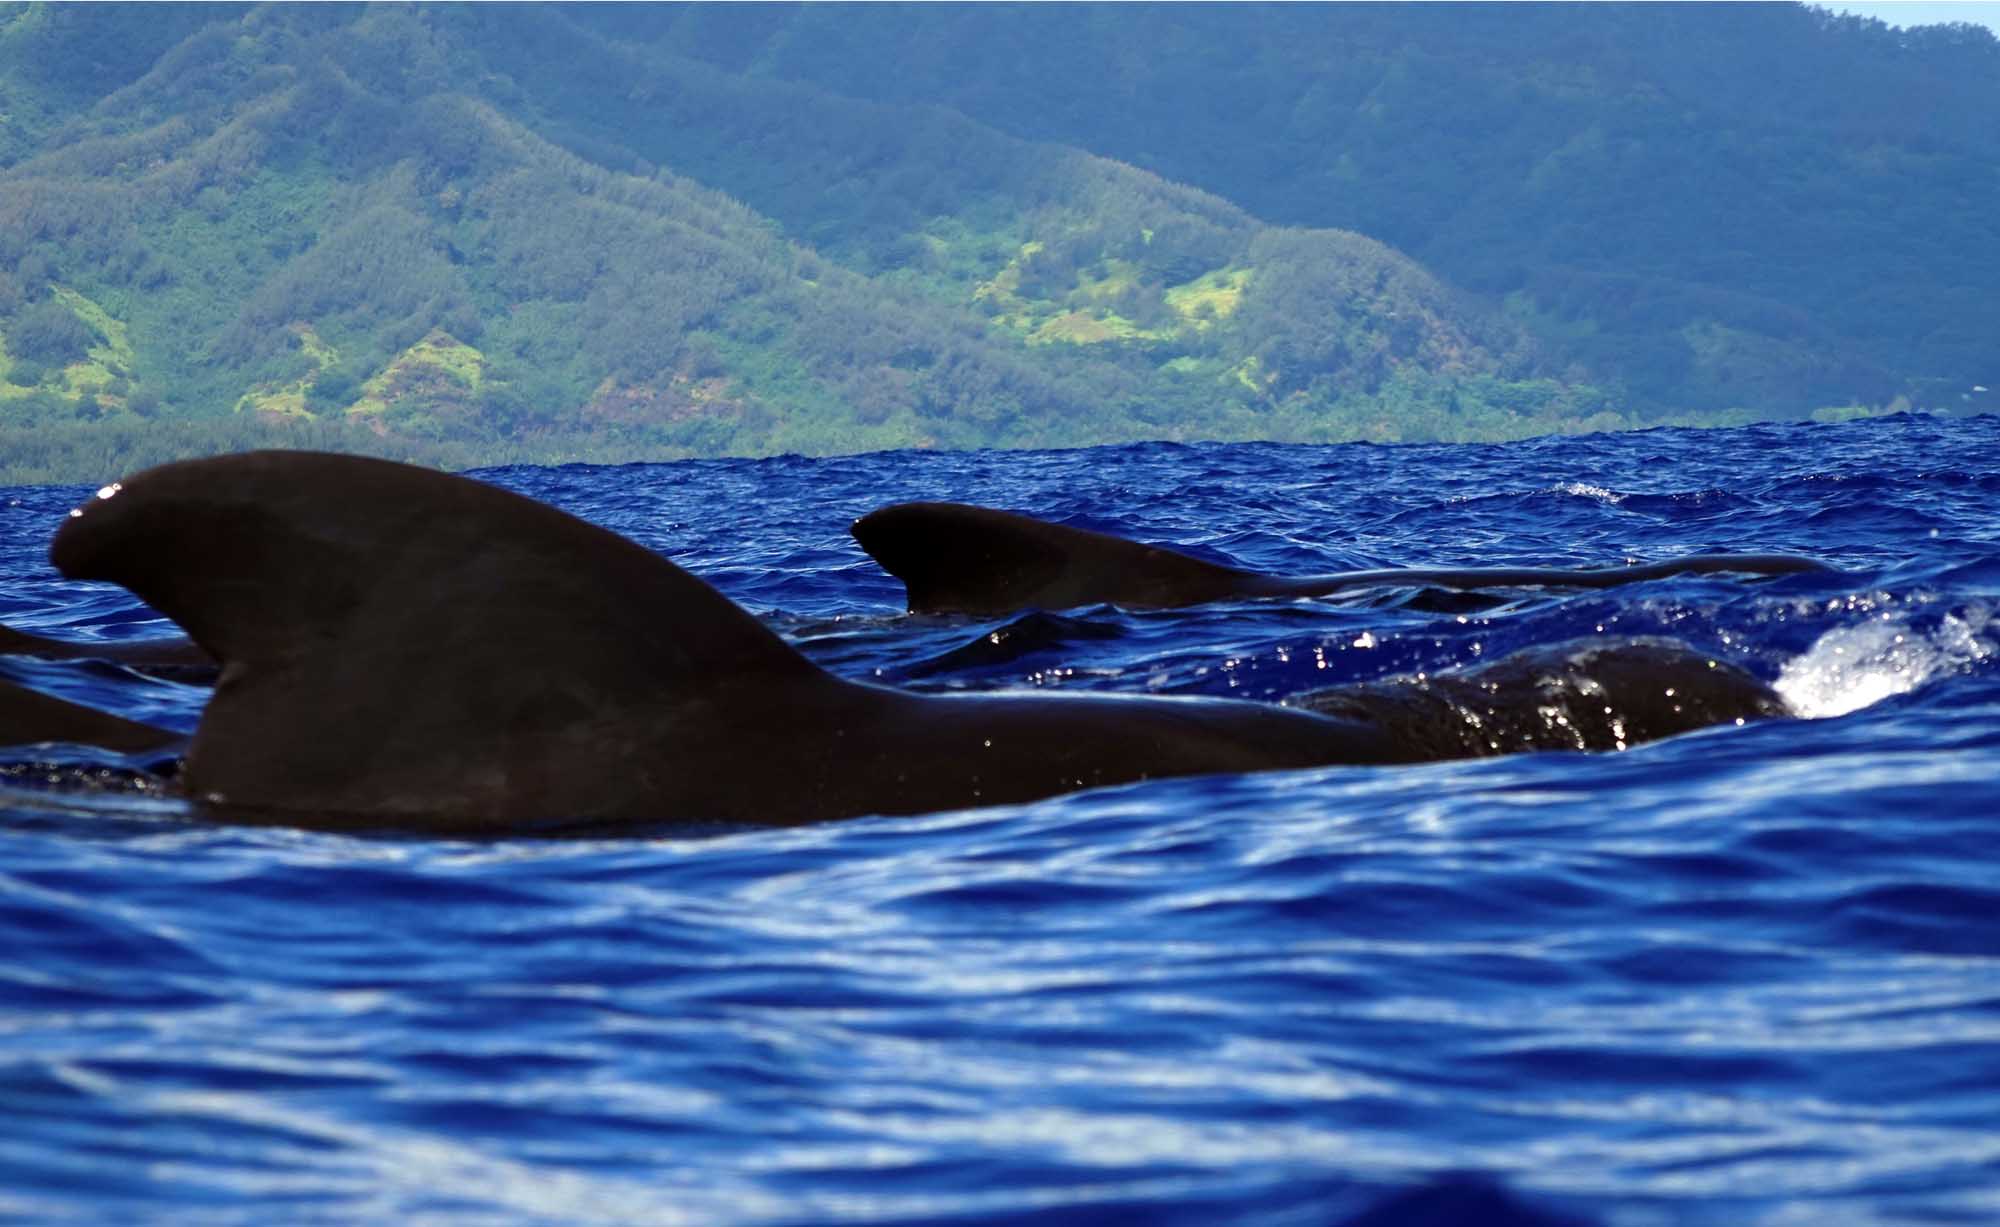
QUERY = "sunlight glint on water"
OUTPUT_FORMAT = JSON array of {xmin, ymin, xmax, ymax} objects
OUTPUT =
[{"xmin": 1, "ymin": 413, "xmax": 1997, "ymax": 1226}]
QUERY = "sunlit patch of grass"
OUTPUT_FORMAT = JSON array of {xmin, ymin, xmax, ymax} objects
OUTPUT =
[
  {"xmin": 347, "ymin": 330, "xmax": 484, "ymax": 417},
  {"xmin": 971, "ymin": 239, "xmax": 1044, "ymax": 311},
  {"xmin": 234, "ymin": 323, "xmax": 336, "ymax": 419},
  {"xmin": 1032, "ymin": 310, "xmax": 1139, "ymax": 345},
  {"xmin": 0, "ymin": 288, "xmax": 143, "ymax": 409},
  {"xmin": 52, "ymin": 287, "xmax": 133, "ymax": 370},
  {"xmin": 1233, "ymin": 354, "xmax": 1274, "ymax": 393},
  {"xmin": 1074, "ymin": 258, "xmax": 1143, "ymax": 302},
  {"xmin": 1164, "ymin": 267, "xmax": 1250, "ymax": 328},
  {"xmin": 242, "ymin": 385, "xmax": 312, "ymax": 417},
  {"xmin": 0, "ymin": 333, "xmax": 19, "ymax": 395}
]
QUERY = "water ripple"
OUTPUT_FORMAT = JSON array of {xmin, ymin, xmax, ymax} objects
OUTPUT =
[{"xmin": 0, "ymin": 415, "xmax": 1996, "ymax": 1224}]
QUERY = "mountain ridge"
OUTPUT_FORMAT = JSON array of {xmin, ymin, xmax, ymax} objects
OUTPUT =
[{"xmin": 0, "ymin": 3, "xmax": 1982, "ymax": 482}]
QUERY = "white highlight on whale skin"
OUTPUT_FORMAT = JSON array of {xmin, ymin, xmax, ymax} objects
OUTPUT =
[
  {"xmin": 1776, "ymin": 605, "xmax": 1994, "ymax": 718},
  {"xmin": 69, "ymin": 483, "xmax": 123, "ymax": 518}
]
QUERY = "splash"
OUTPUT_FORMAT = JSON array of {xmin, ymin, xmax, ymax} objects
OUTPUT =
[
  {"xmin": 1776, "ymin": 605, "xmax": 1995, "ymax": 718},
  {"xmin": 1555, "ymin": 481, "xmax": 1624, "ymax": 502}
]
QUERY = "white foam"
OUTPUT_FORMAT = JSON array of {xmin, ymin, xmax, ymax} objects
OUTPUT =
[
  {"xmin": 1555, "ymin": 481, "xmax": 1624, "ymax": 503},
  {"xmin": 1776, "ymin": 605, "xmax": 1995, "ymax": 718}
]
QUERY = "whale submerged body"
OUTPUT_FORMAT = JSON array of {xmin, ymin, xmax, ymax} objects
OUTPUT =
[
  {"xmin": 851, "ymin": 501, "xmax": 1828, "ymax": 617},
  {"xmin": 17, "ymin": 451, "xmax": 1794, "ymax": 833},
  {"xmin": 0, "ymin": 621, "xmax": 213, "ymax": 679},
  {"xmin": 0, "ymin": 674, "xmax": 182, "ymax": 756}
]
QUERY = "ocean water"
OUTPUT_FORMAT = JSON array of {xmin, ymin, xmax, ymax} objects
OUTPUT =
[{"xmin": 0, "ymin": 413, "xmax": 1996, "ymax": 1226}]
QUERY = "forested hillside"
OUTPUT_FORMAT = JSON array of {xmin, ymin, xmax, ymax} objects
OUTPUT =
[
  {"xmin": 592, "ymin": 2, "xmax": 2000, "ymax": 418},
  {"xmin": 0, "ymin": 3, "xmax": 1985, "ymax": 482}
]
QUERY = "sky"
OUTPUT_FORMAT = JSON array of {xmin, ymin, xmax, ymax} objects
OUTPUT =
[{"xmin": 1822, "ymin": 2, "xmax": 2000, "ymax": 32}]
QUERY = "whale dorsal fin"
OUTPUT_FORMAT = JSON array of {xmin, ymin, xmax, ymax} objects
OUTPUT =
[
  {"xmin": 850, "ymin": 501, "xmax": 1258, "ymax": 615},
  {"xmin": 854, "ymin": 502, "xmax": 1831, "ymax": 616},
  {"xmin": 51, "ymin": 451, "xmax": 819, "ymax": 819}
]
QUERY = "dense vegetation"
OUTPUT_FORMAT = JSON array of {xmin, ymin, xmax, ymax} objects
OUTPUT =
[
  {"xmin": 0, "ymin": 3, "xmax": 1986, "ymax": 482},
  {"xmin": 609, "ymin": 2, "xmax": 2000, "ymax": 417}
]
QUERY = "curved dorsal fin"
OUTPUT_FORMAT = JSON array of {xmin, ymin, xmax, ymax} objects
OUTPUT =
[
  {"xmin": 51, "ymin": 451, "xmax": 818, "ymax": 817},
  {"xmin": 850, "ymin": 501, "xmax": 1256, "ymax": 615},
  {"xmin": 854, "ymin": 501, "xmax": 1830, "ymax": 615}
]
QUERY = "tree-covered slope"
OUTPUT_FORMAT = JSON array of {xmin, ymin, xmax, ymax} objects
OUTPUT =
[
  {"xmin": 598, "ymin": 1, "xmax": 1999, "ymax": 417},
  {"xmin": 0, "ymin": 3, "xmax": 1634, "ymax": 481},
  {"xmin": 4, "ymin": 2, "xmax": 1973, "ymax": 481}
]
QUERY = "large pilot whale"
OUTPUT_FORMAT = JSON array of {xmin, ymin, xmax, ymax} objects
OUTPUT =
[
  {"xmin": 30, "ymin": 451, "xmax": 1791, "ymax": 832},
  {"xmin": 851, "ymin": 501, "xmax": 1828, "ymax": 616}
]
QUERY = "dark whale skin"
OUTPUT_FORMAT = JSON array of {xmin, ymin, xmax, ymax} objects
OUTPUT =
[
  {"xmin": 0, "ymin": 621, "xmax": 212, "ymax": 677},
  {"xmin": 851, "ymin": 501, "xmax": 1828, "ymax": 616},
  {"xmin": 44, "ymin": 454, "xmax": 1792, "ymax": 833},
  {"xmin": 0, "ymin": 675, "xmax": 180, "ymax": 755},
  {"xmin": 1292, "ymin": 637, "xmax": 1790, "ymax": 761},
  {"xmin": 48, "ymin": 452, "xmax": 1392, "ymax": 829}
]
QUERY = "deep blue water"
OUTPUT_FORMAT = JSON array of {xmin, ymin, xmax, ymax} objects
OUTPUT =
[{"xmin": 1, "ymin": 413, "xmax": 1997, "ymax": 1226}]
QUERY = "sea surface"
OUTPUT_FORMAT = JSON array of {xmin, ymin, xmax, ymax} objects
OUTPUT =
[{"xmin": 1, "ymin": 413, "xmax": 1996, "ymax": 1226}]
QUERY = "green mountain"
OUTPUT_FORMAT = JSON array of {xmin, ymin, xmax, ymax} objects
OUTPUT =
[
  {"xmin": 613, "ymin": 2, "xmax": 2000, "ymax": 417},
  {"xmin": 0, "ymin": 4, "xmax": 1986, "ymax": 482}
]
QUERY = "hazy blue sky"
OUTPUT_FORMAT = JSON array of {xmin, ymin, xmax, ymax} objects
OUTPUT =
[{"xmin": 1825, "ymin": 2, "xmax": 2000, "ymax": 32}]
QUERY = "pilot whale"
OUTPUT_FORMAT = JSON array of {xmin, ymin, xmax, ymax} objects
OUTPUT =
[
  {"xmin": 0, "ymin": 622, "xmax": 213, "ymax": 679},
  {"xmin": 0, "ymin": 674, "xmax": 182, "ymax": 755},
  {"xmin": 37, "ymin": 452, "xmax": 1791, "ymax": 832},
  {"xmin": 851, "ymin": 501, "xmax": 1828, "ymax": 616},
  {"xmin": 48, "ymin": 452, "xmax": 1399, "ymax": 828}
]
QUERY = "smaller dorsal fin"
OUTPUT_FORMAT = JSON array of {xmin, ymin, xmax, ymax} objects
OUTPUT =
[
  {"xmin": 851, "ymin": 502, "xmax": 1255, "ymax": 615},
  {"xmin": 853, "ymin": 502, "xmax": 1830, "ymax": 615}
]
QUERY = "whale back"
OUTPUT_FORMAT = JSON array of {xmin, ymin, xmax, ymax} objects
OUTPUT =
[
  {"xmin": 854, "ymin": 502, "xmax": 1830, "ymax": 616},
  {"xmin": 1293, "ymin": 637, "xmax": 1790, "ymax": 760},
  {"xmin": 0, "ymin": 676, "xmax": 180, "ymax": 754},
  {"xmin": 51, "ymin": 451, "xmax": 819, "ymax": 820},
  {"xmin": 850, "ymin": 501, "xmax": 1259, "ymax": 615}
]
